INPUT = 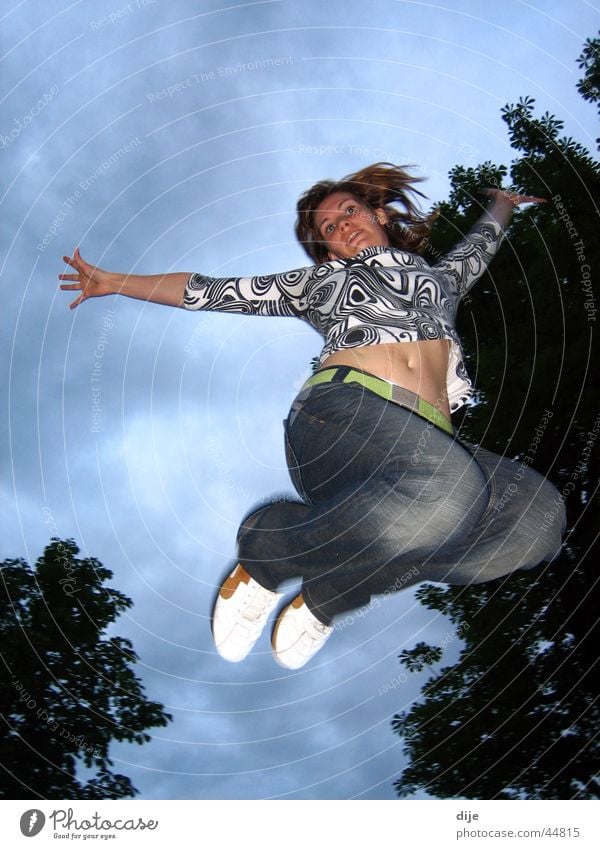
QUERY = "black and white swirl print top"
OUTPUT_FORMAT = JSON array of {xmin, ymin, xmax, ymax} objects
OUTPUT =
[{"xmin": 184, "ymin": 212, "xmax": 504, "ymax": 411}]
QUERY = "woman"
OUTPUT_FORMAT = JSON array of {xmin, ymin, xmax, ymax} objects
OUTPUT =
[{"xmin": 60, "ymin": 163, "xmax": 566, "ymax": 670}]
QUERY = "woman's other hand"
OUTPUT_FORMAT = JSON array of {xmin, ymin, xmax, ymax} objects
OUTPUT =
[
  {"xmin": 479, "ymin": 187, "xmax": 547, "ymax": 206},
  {"xmin": 479, "ymin": 187, "xmax": 547, "ymax": 228}
]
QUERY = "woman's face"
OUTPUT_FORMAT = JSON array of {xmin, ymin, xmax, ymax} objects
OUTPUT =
[{"xmin": 313, "ymin": 191, "xmax": 390, "ymax": 260}]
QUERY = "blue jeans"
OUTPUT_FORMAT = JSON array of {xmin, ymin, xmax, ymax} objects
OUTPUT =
[{"xmin": 238, "ymin": 382, "xmax": 566, "ymax": 625}]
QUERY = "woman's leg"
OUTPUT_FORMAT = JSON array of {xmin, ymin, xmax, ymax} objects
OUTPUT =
[
  {"xmin": 239, "ymin": 383, "xmax": 491, "ymax": 624},
  {"xmin": 240, "ymin": 382, "xmax": 565, "ymax": 625},
  {"xmin": 419, "ymin": 441, "xmax": 566, "ymax": 584}
]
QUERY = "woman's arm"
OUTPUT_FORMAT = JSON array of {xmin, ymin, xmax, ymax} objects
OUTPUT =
[
  {"xmin": 59, "ymin": 247, "xmax": 189, "ymax": 310},
  {"xmin": 182, "ymin": 267, "xmax": 313, "ymax": 317},
  {"xmin": 60, "ymin": 248, "xmax": 317, "ymax": 316},
  {"xmin": 433, "ymin": 188, "xmax": 546, "ymax": 296}
]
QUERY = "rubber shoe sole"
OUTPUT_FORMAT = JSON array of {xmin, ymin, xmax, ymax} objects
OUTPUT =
[
  {"xmin": 212, "ymin": 564, "xmax": 282, "ymax": 662},
  {"xmin": 271, "ymin": 594, "xmax": 333, "ymax": 669}
]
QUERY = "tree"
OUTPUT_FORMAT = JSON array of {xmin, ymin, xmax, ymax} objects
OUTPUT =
[
  {"xmin": 392, "ymin": 38, "xmax": 600, "ymax": 799},
  {"xmin": 576, "ymin": 33, "xmax": 599, "ymax": 147},
  {"xmin": 0, "ymin": 539, "xmax": 172, "ymax": 799}
]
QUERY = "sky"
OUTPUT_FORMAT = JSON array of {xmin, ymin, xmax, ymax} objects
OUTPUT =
[{"xmin": 2, "ymin": 0, "xmax": 599, "ymax": 801}]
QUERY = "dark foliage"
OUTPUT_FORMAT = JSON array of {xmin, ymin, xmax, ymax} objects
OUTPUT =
[{"xmin": 0, "ymin": 539, "xmax": 172, "ymax": 799}]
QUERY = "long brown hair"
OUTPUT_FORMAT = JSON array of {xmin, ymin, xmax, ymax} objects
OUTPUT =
[{"xmin": 295, "ymin": 162, "xmax": 438, "ymax": 263}]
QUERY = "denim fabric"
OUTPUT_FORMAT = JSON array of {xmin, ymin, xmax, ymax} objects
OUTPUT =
[{"xmin": 238, "ymin": 383, "xmax": 566, "ymax": 625}]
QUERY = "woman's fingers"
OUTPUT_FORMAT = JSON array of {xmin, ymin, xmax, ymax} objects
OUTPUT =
[
  {"xmin": 62, "ymin": 249, "xmax": 92, "ymax": 272},
  {"xmin": 68, "ymin": 294, "xmax": 84, "ymax": 310},
  {"xmin": 509, "ymin": 194, "xmax": 547, "ymax": 206},
  {"xmin": 59, "ymin": 248, "xmax": 92, "ymax": 285},
  {"xmin": 59, "ymin": 248, "xmax": 92, "ymax": 308},
  {"xmin": 60, "ymin": 252, "xmax": 82, "ymax": 304},
  {"xmin": 479, "ymin": 187, "xmax": 547, "ymax": 205},
  {"xmin": 519, "ymin": 195, "xmax": 547, "ymax": 204}
]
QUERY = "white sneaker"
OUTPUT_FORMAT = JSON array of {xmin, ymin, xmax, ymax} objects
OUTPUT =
[
  {"xmin": 212, "ymin": 564, "xmax": 282, "ymax": 662},
  {"xmin": 271, "ymin": 594, "xmax": 333, "ymax": 669}
]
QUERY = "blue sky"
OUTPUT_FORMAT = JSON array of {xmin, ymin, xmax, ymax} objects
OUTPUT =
[{"xmin": 2, "ymin": 0, "xmax": 598, "ymax": 800}]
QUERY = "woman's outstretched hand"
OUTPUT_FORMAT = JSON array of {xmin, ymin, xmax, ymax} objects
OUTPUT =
[
  {"xmin": 59, "ymin": 248, "xmax": 120, "ymax": 310},
  {"xmin": 479, "ymin": 187, "xmax": 546, "ymax": 228},
  {"xmin": 479, "ymin": 187, "xmax": 547, "ymax": 206}
]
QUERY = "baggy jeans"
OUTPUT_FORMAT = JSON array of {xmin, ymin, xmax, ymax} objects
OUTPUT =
[{"xmin": 237, "ymin": 382, "xmax": 566, "ymax": 626}]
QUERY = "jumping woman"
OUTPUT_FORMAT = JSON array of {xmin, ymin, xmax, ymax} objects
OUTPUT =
[{"xmin": 60, "ymin": 163, "xmax": 566, "ymax": 670}]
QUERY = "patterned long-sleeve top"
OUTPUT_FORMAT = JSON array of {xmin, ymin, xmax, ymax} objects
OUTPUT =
[{"xmin": 183, "ymin": 211, "xmax": 504, "ymax": 411}]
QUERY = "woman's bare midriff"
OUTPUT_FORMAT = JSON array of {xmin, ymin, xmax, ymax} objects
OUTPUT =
[{"xmin": 320, "ymin": 339, "xmax": 452, "ymax": 420}]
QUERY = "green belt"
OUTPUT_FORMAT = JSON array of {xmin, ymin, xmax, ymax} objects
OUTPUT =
[{"xmin": 300, "ymin": 367, "xmax": 454, "ymax": 435}]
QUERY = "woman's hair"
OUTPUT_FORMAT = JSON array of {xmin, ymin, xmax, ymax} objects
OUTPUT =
[{"xmin": 295, "ymin": 162, "xmax": 438, "ymax": 263}]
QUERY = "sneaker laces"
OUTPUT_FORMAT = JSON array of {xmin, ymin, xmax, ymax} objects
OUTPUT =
[
  {"xmin": 304, "ymin": 612, "xmax": 332, "ymax": 641},
  {"xmin": 241, "ymin": 585, "xmax": 277, "ymax": 625}
]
